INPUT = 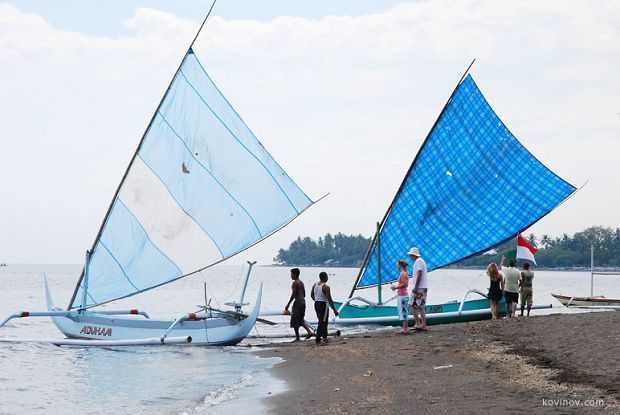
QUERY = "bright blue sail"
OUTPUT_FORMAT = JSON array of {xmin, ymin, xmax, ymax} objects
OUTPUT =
[
  {"xmin": 357, "ymin": 74, "xmax": 575, "ymax": 288},
  {"xmin": 71, "ymin": 49, "xmax": 313, "ymax": 309}
]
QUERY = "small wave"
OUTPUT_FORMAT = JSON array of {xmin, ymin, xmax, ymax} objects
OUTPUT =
[{"xmin": 180, "ymin": 372, "xmax": 256, "ymax": 415}]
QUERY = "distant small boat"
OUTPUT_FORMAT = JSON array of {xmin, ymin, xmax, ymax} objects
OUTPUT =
[
  {"xmin": 551, "ymin": 245, "xmax": 620, "ymax": 310},
  {"xmin": 550, "ymin": 293, "xmax": 620, "ymax": 308},
  {"xmin": 0, "ymin": 263, "xmax": 6, "ymax": 267}
]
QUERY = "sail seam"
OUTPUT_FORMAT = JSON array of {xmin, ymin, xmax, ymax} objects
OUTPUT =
[
  {"xmin": 178, "ymin": 69, "xmax": 300, "ymax": 214},
  {"xmin": 190, "ymin": 54, "xmax": 313, "ymax": 206},
  {"xmin": 137, "ymin": 154, "xmax": 226, "ymax": 258},
  {"xmin": 156, "ymin": 112, "xmax": 263, "ymax": 238},
  {"xmin": 98, "ymin": 241, "xmax": 140, "ymax": 292}
]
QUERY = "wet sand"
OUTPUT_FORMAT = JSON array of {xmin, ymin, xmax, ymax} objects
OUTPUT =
[{"xmin": 257, "ymin": 311, "xmax": 619, "ymax": 414}]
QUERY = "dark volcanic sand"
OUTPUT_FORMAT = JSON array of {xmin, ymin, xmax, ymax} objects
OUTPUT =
[{"xmin": 257, "ymin": 312, "xmax": 619, "ymax": 414}]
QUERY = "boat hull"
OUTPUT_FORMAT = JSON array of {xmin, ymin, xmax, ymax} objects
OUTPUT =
[
  {"xmin": 334, "ymin": 297, "xmax": 506, "ymax": 326},
  {"xmin": 551, "ymin": 293, "xmax": 620, "ymax": 308},
  {"xmin": 46, "ymin": 281, "xmax": 261, "ymax": 346}
]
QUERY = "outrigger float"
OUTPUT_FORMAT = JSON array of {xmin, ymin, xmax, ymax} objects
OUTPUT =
[{"xmin": 0, "ymin": 2, "xmax": 318, "ymax": 347}]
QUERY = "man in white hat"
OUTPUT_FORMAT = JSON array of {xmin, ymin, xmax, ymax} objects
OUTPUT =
[{"xmin": 407, "ymin": 247, "xmax": 428, "ymax": 331}]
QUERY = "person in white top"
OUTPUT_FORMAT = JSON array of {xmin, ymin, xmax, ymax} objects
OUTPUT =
[
  {"xmin": 407, "ymin": 247, "xmax": 428, "ymax": 331},
  {"xmin": 500, "ymin": 255, "xmax": 520, "ymax": 318},
  {"xmin": 311, "ymin": 272, "xmax": 339, "ymax": 344}
]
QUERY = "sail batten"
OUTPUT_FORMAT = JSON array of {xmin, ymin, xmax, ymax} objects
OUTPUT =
[
  {"xmin": 70, "ymin": 49, "xmax": 313, "ymax": 309},
  {"xmin": 356, "ymin": 74, "xmax": 576, "ymax": 289}
]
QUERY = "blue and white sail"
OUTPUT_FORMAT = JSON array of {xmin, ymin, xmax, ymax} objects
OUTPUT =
[
  {"xmin": 70, "ymin": 49, "xmax": 313, "ymax": 309},
  {"xmin": 357, "ymin": 74, "xmax": 575, "ymax": 289}
]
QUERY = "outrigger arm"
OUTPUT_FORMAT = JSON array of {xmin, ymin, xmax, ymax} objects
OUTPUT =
[{"xmin": 0, "ymin": 275, "xmax": 149, "ymax": 332}]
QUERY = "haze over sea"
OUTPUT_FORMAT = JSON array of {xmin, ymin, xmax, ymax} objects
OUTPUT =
[{"xmin": 1, "ymin": 264, "xmax": 619, "ymax": 414}]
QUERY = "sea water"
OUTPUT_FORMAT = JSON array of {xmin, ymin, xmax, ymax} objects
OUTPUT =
[{"xmin": 0, "ymin": 264, "xmax": 618, "ymax": 414}]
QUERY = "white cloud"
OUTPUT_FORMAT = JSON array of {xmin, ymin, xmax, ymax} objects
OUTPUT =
[{"xmin": 0, "ymin": 1, "xmax": 618, "ymax": 264}]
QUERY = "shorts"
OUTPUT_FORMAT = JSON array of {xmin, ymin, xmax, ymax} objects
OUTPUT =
[
  {"xmin": 408, "ymin": 288, "xmax": 427, "ymax": 311},
  {"xmin": 520, "ymin": 287, "xmax": 533, "ymax": 305},
  {"xmin": 290, "ymin": 299, "xmax": 305, "ymax": 328},
  {"xmin": 504, "ymin": 291, "xmax": 519, "ymax": 304},
  {"xmin": 397, "ymin": 296, "xmax": 409, "ymax": 321}
]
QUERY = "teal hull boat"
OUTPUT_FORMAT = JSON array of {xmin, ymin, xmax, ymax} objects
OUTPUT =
[
  {"xmin": 330, "ymin": 288, "xmax": 552, "ymax": 326},
  {"xmin": 334, "ymin": 295, "xmax": 506, "ymax": 327}
]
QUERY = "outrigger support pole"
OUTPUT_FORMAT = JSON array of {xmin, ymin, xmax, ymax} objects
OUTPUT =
[
  {"xmin": 0, "ymin": 309, "xmax": 151, "ymax": 332},
  {"xmin": 225, "ymin": 261, "xmax": 257, "ymax": 313}
]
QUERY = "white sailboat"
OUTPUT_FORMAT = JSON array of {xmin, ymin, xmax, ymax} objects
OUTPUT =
[
  {"xmin": 552, "ymin": 245, "xmax": 620, "ymax": 310},
  {"xmin": 0, "ymin": 3, "xmax": 317, "ymax": 346}
]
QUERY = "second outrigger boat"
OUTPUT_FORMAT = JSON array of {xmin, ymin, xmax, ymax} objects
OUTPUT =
[{"xmin": 330, "ymin": 61, "xmax": 576, "ymax": 325}]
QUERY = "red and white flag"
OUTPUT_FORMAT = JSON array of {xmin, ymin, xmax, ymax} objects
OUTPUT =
[{"xmin": 516, "ymin": 234, "xmax": 537, "ymax": 265}]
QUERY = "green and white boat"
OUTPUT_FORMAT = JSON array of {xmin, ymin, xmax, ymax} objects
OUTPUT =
[
  {"xmin": 334, "ymin": 291, "xmax": 507, "ymax": 326},
  {"xmin": 329, "ymin": 62, "xmax": 576, "ymax": 326}
]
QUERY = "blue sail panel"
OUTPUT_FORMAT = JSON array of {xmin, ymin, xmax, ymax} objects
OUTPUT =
[
  {"xmin": 71, "ymin": 50, "xmax": 313, "ymax": 309},
  {"xmin": 358, "ymin": 75, "xmax": 575, "ymax": 288}
]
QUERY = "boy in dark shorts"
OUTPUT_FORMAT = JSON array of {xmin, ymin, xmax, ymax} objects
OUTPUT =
[{"xmin": 284, "ymin": 268, "xmax": 313, "ymax": 341}]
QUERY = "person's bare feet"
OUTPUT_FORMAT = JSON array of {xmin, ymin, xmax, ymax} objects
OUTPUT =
[
  {"xmin": 304, "ymin": 333, "xmax": 313, "ymax": 340},
  {"xmin": 293, "ymin": 338, "xmax": 300, "ymax": 342}
]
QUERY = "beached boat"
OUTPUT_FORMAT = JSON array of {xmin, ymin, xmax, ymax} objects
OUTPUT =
[
  {"xmin": 333, "ymin": 61, "xmax": 577, "ymax": 325},
  {"xmin": 551, "ymin": 245, "xmax": 620, "ymax": 310},
  {"xmin": 0, "ymin": 3, "xmax": 317, "ymax": 346},
  {"xmin": 550, "ymin": 293, "xmax": 620, "ymax": 308},
  {"xmin": 335, "ymin": 290, "xmax": 508, "ymax": 325}
]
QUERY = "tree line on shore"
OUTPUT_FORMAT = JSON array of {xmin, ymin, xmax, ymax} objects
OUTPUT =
[
  {"xmin": 274, "ymin": 233, "xmax": 371, "ymax": 267},
  {"xmin": 274, "ymin": 226, "xmax": 620, "ymax": 268}
]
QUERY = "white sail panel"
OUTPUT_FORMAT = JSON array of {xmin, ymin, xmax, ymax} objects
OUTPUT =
[
  {"xmin": 119, "ymin": 157, "xmax": 222, "ymax": 273},
  {"xmin": 70, "ymin": 49, "xmax": 313, "ymax": 309}
]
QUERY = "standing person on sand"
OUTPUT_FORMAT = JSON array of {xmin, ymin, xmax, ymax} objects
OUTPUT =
[
  {"xmin": 500, "ymin": 256, "xmax": 520, "ymax": 318},
  {"xmin": 390, "ymin": 260, "xmax": 410, "ymax": 334},
  {"xmin": 311, "ymin": 272, "xmax": 339, "ymax": 344},
  {"xmin": 407, "ymin": 247, "xmax": 428, "ymax": 331},
  {"xmin": 520, "ymin": 262, "xmax": 534, "ymax": 316},
  {"xmin": 284, "ymin": 268, "xmax": 313, "ymax": 341},
  {"xmin": 486, "ymin": 263, "xmax": 504, "ymax": 319}
]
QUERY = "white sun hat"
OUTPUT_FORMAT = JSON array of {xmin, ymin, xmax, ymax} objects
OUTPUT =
[{"xmin": 407, "ymin": 247, "xmax": 420, "ymax": 257}]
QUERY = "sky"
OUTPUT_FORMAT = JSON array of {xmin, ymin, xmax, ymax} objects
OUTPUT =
[{"xmin": 0, "ymin": 0, "xmax": 618, "ymax": 265}]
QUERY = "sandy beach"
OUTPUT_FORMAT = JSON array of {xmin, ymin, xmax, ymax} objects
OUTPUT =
[{"xmin": 258, "ymin": 311, "xmax": 619, "ymax": 414}]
